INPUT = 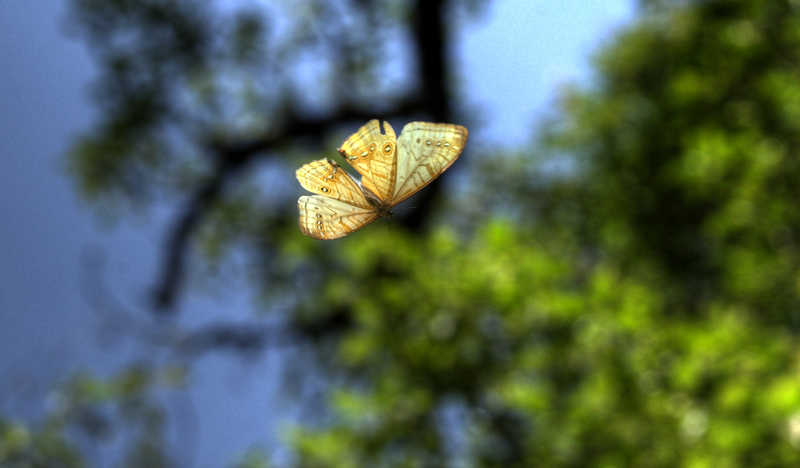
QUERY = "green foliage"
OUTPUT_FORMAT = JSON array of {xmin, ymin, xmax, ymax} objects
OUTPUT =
[
  {"xmin": 286, "ymin": 221, "xmax": 800, "ymax": 467},
  {"xmin": 66, "ymin": 0, "xmax": 214, "ymax": 204},
  {"xmin": 0, "ymin": 417, "xmax": 85, "ymax": 468},
  {"xmin": 0, "ymin": 366, "xmax": 181, "ymax": 468},
  {"xmin": 541, "ymin": 0, "xmax": 800, "ymax": 319}
]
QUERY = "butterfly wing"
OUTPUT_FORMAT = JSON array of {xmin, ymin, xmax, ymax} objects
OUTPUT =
[
  {"xmin": 296, "ymin": 158, "xmax": 377, "ymax": 239},
  {"xmin": 297, "ymin": 196, "xmax": 378, "ymax": 240},
  {"xmin": 337, "ymin": 119, "xmax": 398, "ymax": 203},
  {"xmin": 296, "ymin": 158, "xmax": 373, "ymax": 209},
  {"xmin": 392, "ymin": 122, "xmax": 468, "ymax": 205}
]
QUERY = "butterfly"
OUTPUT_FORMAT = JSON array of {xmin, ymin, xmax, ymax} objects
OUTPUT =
[{"xmin": 296, "ymin": 119, "xmax": 468, "ymax": 240}]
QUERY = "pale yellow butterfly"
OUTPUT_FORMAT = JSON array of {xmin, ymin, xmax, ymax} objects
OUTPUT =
[{"xmin": 296, "ymin": 119, "xmax": 468, "ymax": 240}]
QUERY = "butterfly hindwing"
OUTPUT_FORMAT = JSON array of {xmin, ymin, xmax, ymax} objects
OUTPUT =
[
  {"xmin": 297, "ymin": 196, "xmax": 379, "ymax": 240},
  {"xmin": 393, "ymin": 122, "xmax": 468, "ymax": 204},
  {"xmin": 337, "ymin": 119, "xmax": 398, "ymax": 203}
]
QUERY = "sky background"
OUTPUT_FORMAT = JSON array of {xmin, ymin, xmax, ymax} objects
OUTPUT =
[{"xmin": 0, "ymin": 0, "xmax": 635, "ymax": 466}]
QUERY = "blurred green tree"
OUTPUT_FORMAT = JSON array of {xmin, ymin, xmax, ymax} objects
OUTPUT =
[
  {"xmin": 287, "ymin": 0, "xmax": 800, "ymax": 465},
  {"xmin": 6, "ymin": 0, "xmax": 800, "ymax": 467}
]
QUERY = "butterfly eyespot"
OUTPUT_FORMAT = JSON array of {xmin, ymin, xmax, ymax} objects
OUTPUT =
[
  {"xmin": 436, "ymin": 141, "xmax": 442, "ymax": 147},
  {"xmin": 426, "ymin": 140, "xmax": 433, "ymax": 146},
  {"xmin": 369, "ymin": 144, "xmax": 376, "ymax": 152},
  {"xmin": 383, "ymin": 143, "xmax": 393, "ymax": 153},
  {"xmin": 348, "ymin": 155, "xmax": 358, "ymax": 161},
  {"xmin": 360, "ymin": 151, "xmax": 368, "ymax": 157},
  {"xmin": 320, "ymin": 186, "xmax": 330, "ymax": 193},
  {"xmin": 444, "ymin": 142, "xmax": 451, "ymax": 148},
  {"xmin": 416, "ymin": 138, "xmax": 421, "ymax": 143},
  {"xmin": 316, "ymin": 214, "xmax": 322, "ymax": 218}
]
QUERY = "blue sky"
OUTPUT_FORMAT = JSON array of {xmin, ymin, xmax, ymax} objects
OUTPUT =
[{"xmin": 0, "ymin": 0, "xmax": 634, "ymax": 465}]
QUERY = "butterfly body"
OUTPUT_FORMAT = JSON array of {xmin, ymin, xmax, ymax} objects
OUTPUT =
[
  {"xmin": 296, "ymin": 120, "xmax": 467, "ymax": 239},
  {"xmin": 361, "ymin": 187, "xmax": 394, "ymax": 219}
]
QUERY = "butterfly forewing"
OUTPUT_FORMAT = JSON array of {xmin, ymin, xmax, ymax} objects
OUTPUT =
[
  {"xmin": 298, "ymin": 196, "xmax": 379, "ymax": 240},
  {"xmin": 296, "ymin": 158, "xmax": 372, "ymax": 209},
  {"xmin": 337, "ymin": 119, "xmax": 397, "ymax": 203},
  {"xmin": 393, "ymin": 122, "xmax": 468, "ymax": 204}
]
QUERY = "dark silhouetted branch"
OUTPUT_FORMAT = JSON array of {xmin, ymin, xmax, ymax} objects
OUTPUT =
[
  {"xmin": 151, "ymin": 102, "xmax": 423, "ymax": 312},
  {"xmin": 153, "ymin": 0, "xmax": 460, "ymax": 312}
]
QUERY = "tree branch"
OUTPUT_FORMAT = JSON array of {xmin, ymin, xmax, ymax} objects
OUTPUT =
[
  {"xmin": 153, "ymin": 0, "xmax": 460, "ymax": 312},
  {"xmin": 152, "ymin": 102, "xmax": 423, "ymax": 311}
]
